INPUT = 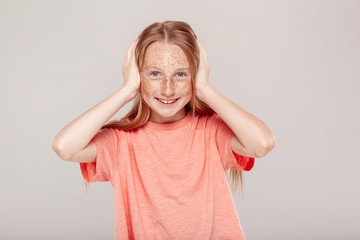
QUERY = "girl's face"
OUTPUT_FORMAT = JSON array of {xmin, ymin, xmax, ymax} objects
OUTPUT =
[{"xmin": 140, "ymin": 41, "xmax": 192, "ymax": 123}]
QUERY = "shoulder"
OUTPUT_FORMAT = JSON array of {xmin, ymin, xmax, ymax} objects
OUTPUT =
[
  {"xmin": 196, "ymin": 113, "xmax": 221, "ymax": 125},
  {"xmin": 106, "ymin": 118, "xmax": 132, "ymax": 125},
  {"xmin": 101, "ymin": 118, "xmax": 136, "ymax": 133},
  {"xmin": 193, "ymin": 112, "xmax": 216, "ymax": 121},
  {"xmin": 190, "ymin": 113, "xmax": 223, "ymax": 132}
]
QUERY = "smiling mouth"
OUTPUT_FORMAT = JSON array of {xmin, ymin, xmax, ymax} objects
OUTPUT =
[{"xmin": 156, "ymin": 98, "xmax": 179, "ymax": 104}]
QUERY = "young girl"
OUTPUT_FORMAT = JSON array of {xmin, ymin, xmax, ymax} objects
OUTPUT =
[{"xmin": 52, "ymin": 20, "xmax": 275, "ymax": 240}]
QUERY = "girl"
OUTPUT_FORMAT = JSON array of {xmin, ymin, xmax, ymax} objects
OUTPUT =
[{"xmin": 52, "ymin": 20, "xmax": 275, "ymax": 240}]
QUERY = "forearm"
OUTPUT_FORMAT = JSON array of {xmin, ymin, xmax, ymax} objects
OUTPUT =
[
  {"xmin": 52, "ymin": 86, "xmax": 134, "ymax": 159},
  {"xmin": 197, "ymin": 85, "xmax": 275, "ymax": 157}
]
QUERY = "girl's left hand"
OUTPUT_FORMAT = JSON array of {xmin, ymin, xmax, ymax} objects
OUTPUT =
[{"xmin": 195, "ymin": 41, "xmax": 211, "ymax": 100}]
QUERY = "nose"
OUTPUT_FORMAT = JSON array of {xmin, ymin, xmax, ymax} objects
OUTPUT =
[{"xmin": 160, "ymin": 78, "xmax": 175, "ymax": 98}]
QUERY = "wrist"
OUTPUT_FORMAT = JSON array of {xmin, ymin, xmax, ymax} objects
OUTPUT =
[
  {"xmin": 196, "ymin": 84, "xmax": 213, "ymax": 102},
  {"xmin": 120, "ymin": 85, "xmax": 139, "ymax": 102}
]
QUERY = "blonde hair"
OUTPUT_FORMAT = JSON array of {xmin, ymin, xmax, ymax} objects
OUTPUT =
[{"xmin": 97, "ymin": 21, "xmax": 245, "ymax": 197}]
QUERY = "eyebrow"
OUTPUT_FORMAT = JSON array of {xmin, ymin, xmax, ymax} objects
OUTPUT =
[{"xmin": 143, "ymin": 66, "xmax": 190, "ymax": 71}]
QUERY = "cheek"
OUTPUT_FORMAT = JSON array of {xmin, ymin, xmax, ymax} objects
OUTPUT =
[
  {"xmin": 140, "ymin": 77, "xmax": 156, "ymax": 96},
  {"xmin": 178, "ymin": 80, "xmax": 192, "ymax": 95}
]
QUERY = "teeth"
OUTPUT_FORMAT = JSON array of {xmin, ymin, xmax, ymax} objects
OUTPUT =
[{"xmin": 158, "ymin": 98, "xmax": 177, "ymax": 104}]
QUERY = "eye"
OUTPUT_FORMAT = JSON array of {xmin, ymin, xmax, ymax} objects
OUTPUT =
[
  {"xmin": 150, "ymin": 71, "xmax": 160, "ymax": 77},
  {"xmin": 176, "ymin": 72, "xmax": 187, "ymax": 77}
]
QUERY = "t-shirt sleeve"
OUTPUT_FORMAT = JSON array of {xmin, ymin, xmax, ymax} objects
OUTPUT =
[
  {"xmin": 210, "ymin": 114, "xmax": 255, "ymax": 172},
  {"xmin": 79, "ymin": 127, "xmax": 119, "ymax": 183}
]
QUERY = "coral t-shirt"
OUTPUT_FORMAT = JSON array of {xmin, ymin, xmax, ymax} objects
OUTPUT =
[{"xmin": 80, "ymin": 112, "xmax": 255, "ymax": 240}]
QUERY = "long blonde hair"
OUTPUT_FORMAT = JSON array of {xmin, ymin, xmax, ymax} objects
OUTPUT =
[{"xmin": 100, "ymin": 21, "xmax": 245, "ymax": 197}]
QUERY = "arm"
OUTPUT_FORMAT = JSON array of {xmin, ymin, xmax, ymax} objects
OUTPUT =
[
  {"xmin": 195, "ymin": 43, "xmax": 276, "ymax": 158},
  {"xmin": 52, "ymin": 39, "xmax": 140, "ymax": 162}
]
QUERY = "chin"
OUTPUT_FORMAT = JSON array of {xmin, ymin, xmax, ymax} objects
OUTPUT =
[{"xmin": 148, "ymin": 100, "xmax": 189, "ymax": 122}]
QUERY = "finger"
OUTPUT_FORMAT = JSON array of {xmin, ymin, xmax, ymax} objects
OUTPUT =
[
  {"xmin": 126, "ymin": 39, "xmax": 138, "ymax": 56},
  {"xmin": 200, "ymin": 47, "xmax": 208, "ymax": 64},
  {"xmin": 130, "ymin": 39, "xmax": 139, "ymax": 50},
  {"xmin": 200, "ymin": 44, "xmax": 206, "ymax": 58},
  {"xmin": 129, "ymin": 39, "xmax": 139, "ymax": 58},
  {"xmin": 197, "ymin": 41, "xmax": 205, "ymax": 50},
  {"xmin": 196, "ymin": 41, "xmax": 205, "ymax": 57},
  {"xmin": 125, "ymin": 43, "xmax": 132, "ymax": 60}
]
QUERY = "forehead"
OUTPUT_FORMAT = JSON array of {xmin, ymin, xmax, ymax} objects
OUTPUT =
[{"xmin": 143, "ymin": 41, "xmax": 189, "ymax": 69}]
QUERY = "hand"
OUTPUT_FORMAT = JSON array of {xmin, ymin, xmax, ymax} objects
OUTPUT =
[
  {"xmin": 122, "ymin": 39, "xmax": 140, "ymax": 100},
  {"xmin": 195, "ymin": 41, "xmax": 211, "ymax": 100}
]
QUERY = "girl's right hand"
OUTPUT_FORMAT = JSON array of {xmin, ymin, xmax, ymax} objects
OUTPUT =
[{"xmin": 122, "ymin": 39, "xmax": 140, "ymax": 101}]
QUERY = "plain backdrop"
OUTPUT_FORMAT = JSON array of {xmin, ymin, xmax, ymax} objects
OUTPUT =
[{"xmin": 1, "ymin": 0, "xmax": 359, "ymax": 239}]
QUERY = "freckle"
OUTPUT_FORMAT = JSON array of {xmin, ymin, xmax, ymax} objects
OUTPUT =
[
  {"xmin": 142, "ymin": 41, "xmax": 192, "ymax": 96},
  {"xmin": 143, "ymin": 42, "xmax": 189, "ymax": 70}
]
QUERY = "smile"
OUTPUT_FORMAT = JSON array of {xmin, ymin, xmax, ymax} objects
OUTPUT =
[{"xmin": 156, "ymin": 98, "xmax": 179, "ymax": 104}]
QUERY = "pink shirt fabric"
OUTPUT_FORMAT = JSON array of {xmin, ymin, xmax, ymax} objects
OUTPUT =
[{"xmin": 80, "ymin": 112, "xmax": 255, "ymax": 240}]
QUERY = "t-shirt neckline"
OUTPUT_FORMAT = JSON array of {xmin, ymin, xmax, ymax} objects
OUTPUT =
[{"xmin": 144, "ymin": 112, "xmax": 192, "ymax": 131}]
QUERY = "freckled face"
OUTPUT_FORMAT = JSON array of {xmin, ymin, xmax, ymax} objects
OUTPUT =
[{"xmin": 140, "ymin": 41, "xmax": 192, "ymax": 123}]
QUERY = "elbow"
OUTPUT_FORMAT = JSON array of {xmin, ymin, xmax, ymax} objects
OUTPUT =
[
  {"xmin": 254, "ymin": 135, "xmax": 276, "ymax": 158},
  {"xmin": 52, "ymin": 138, "xmax": 72, "ymax": 161}
]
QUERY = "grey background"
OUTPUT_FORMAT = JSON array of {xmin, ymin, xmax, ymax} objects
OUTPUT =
[{"xmin": 1, "ymin": 0, "xmax": 359, "ymax": 239}]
